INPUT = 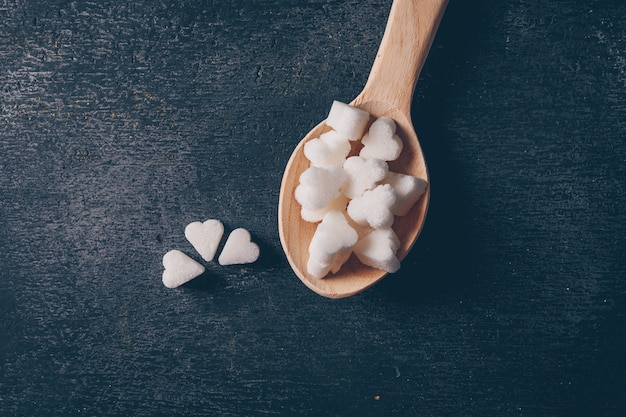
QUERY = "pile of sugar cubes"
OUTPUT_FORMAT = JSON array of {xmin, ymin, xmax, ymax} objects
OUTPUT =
[{"xmin": 295, "ymin": 100, "xmax": 427, "ymax": 279}]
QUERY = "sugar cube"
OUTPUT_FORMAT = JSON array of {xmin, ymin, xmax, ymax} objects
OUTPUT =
[
  {"xmin": 359, "ymin": 116, "xmax": 403, "ymax": 161},
  {"xmin": 325, "ymin": 100, "xmax": 370, "ymax": 141},
  {"xmin": 341, "ymin": 156, "xmax": 388, "ymax": 199},
  {"xmin": 306, "ymin": 256, "xmax": 333, "ymax": 280},
  {"xmin": 218, "ymin": 228, "xmax": 260, "ymax": 265},
  {"xmin": 383, "ymin": 171, "xmax": 428, "ymax": 216},
  {"xmin": 301, "ymin": 194, "xmax": 349, "ymax": 223},
  {"xmin": 184, "ymin": 219, "xmax": 224, "ymax": 262},
  {"xmin": 307, "ymin": 210, "xmax": 358, "ymax": 278},
  {"xmin": 370, "ymin": 115, "xmax": 396, "ymax": 137},
  {"xmin": 347, "ymin": 184, "xmax": 397, "ymax": 229},
  {"xmin": 162, "ymin": 250, "xmax": 205, "ymax": 288},
  {"xmin": 353, "ymin": 228, "xmax": 401, "ymax": 273},
  {"xmin": 295, "ymin": 166, "xmax": 347, "ymax": 211},
  {"xmin": 304, "ymin": 130, "xmax": 352, "ymax": 168}
]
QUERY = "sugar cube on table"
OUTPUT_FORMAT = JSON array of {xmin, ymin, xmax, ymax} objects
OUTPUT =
[
  {"xmin": 162, "ymin": 250, "xmax": 205, "ymax": 288},
  {"xmin": 295, "ymin": 166, "xmax": 347, "ymax": 211},
  {"xmin": 383, "ymin": 171, "xmax": 428, "ymax": 216},
  {"xmin": 347, "ymin": 183, "xmax": 397, "ymax": 229},
  {"xmin": 307, "ymin": 210, "xmax": 358, "ymax": 278},
  {"xmin": 341, "ymin": 156, "xmax": 388, "ymax": 199},
  {"xmin": 325, "ymin": 100, "xmax": 370, "ymax": 141},
  {"xmin": 184, "ymin": 219, "xmax": 224, "ymax": 262},
  {"xmin": 218, "ymin": 228, "xmax": 260, "ymax": 265},
  {"xmin": 304, "ymin": 130, "xmax": 351, "ymax": 168},
  {"xmin": 359, "ymin": 116, "xmax": 403, "ymax": 161},
  {"xmin": 353, "ymin": 228, "xmax": 401, "ymax": 273}
]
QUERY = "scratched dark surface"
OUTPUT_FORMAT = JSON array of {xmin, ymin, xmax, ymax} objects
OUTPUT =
[{"xmin": 1, "ymin": 0, "xmax": 625, "ymax": 416}]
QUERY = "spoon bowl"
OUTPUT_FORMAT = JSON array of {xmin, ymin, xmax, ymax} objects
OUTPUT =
[{"xmin": 279, "ymin": 0, "xmax": 448, "ymax": 298}]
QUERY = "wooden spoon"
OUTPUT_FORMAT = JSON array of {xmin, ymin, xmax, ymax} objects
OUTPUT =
[{"xmin": 278, "ymin": 0, "xmax": 448, "ymax": 298}]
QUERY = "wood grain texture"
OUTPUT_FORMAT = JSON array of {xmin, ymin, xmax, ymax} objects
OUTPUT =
[{"xmin": 1, "ymin": 1, "xmax": 625, "ymax": 416}]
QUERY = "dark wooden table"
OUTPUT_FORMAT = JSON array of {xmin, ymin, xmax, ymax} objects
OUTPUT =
[{"xmin": 1, "ymin": 1, "xmax": 625, "ymax": 416}]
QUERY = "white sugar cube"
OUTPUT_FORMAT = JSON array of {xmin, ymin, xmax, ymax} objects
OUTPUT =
[
  {"xmin": 341, "ymin": 156, "xmax": 388, "ymax": 199},
  {"xmin": 383, "ymin": 171, "xmax": 428, "ymax": 216},
  {"xmin": 295, "ymin": 166, "xmax": 347, "ymax": 211},
  {"xmin": 307, "ymin": 210, "xmax": 358, "ymax": 278},
  {"xmin": 325, "ymin": 100, "xmax": 370, "ymax": 141},
  {"xmin": 328, "ymin": 246, "xmax": 353, "ymax": 274},
  {"xmin": 218, "ymin": 228, "xmax": 260, "ymax": 265},
  {"xmin": 301, "ymin": 194, "xmax": 349, "ymax": 223},
  {"xmin": 306, "ymin": 256, "xmax": 333, "ymax": 280},
  {"xmin": 347, "ymin": 184, "xmax": 397, "ymax": 229},
  {"xmin": 359, "ymin": 117, "xmax": 403, "ymax": 161},
  {"xmin": 162, "ymin": 250, "xmax": 205, "ymax": 288},
  {"xmin": 309, "ymin": 211, "xmax": 358, "ymax": 264},
  {"xmin": 308, "ymin": 242, "xmax": 353, "ymax": 277},
  {"xmin": 353, "ymin": 228, "xmax": 401, "ymax": 273},
  {"xmin": 184, "ymin": 219, "xmax": 224, "ymax": 262},
  {"xmin": 370, "ymin": 116, "xmax": 397, "ymax": 137},
  {"xmin": 304, "ymin": 130, "xmax": 351, "ymax": 168}
]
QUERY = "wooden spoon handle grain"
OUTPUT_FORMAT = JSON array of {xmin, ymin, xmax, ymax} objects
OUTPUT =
[{"xmin": 356, "ymin": 0, "xmax": 449, "ymax": 116}]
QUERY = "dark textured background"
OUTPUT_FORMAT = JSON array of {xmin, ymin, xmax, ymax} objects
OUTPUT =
[{"xmin": 1, "ymin": 1, "xmax": 625, "ymax": 416}]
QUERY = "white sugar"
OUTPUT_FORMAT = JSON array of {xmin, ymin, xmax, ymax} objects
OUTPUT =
[
  {"xmin": 301, "ymin": 194, "xmax": 348, "ymax": 223},
  {"xmin": 295, "ymin": 166, "xmax": 347, "ymax": 211},
  {"xmin": 307, "ymin": 211, "xmax": 358, "ymax": 278},
  {"xmin": 292, "ymin": 103, "xmax": 430, "ymax": 277},
  {"xmin": 162, "ymin": 250, "xmax": 205, "ymax": 288},
  {"xmin": 353, "ymin": 228, "xmax": 401, "ymax": 273},
  {"xmin": 304, "ymin": 130, "xmax": 351, "ymax": 168},
  {"xmin": 383, "ymin": 171, "xmax": 428, "ymax": 216},
  {"xmin": 360, "ymin": 117, "xmax": 403, "ymax": 161},
  {"xmin": 218, "ymin": 228, "xmax": 260, "ymax": 265},
  {"xmin": 325, "ymin": 100, "xmax": 370, "ymax": 141},
  {"xmin": 347, "ymin": 184, "xmax": 397, "ymax": 229},
  {"xmin": 184, "ymin": 219, "xmax": 224, "ymax": 262},
  {"xmin": 341, "ymin": 156, "xmax": 388, "ymax": 199}
]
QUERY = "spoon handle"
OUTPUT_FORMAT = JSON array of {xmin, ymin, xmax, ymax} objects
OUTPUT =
[{"xmin": 354, "ymin": 0, "xmax": 448, "ymax": 116}]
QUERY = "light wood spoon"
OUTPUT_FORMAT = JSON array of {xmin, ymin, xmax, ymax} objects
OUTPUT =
[{"xmin": 278, "ymin": 0, "xmax": 448, "ymax": 298}]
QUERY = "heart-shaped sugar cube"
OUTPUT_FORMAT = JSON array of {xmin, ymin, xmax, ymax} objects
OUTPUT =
[
  {"xmin": 218, "ymin": 228, "xmax": 260, "ymax": 265},
  {"xmin": 307, "ymin": 210, "xmax": 358, "ymax": 278},
  {"xmin": 294, "ymin": 166, "xmax": 347, "ymax": 211},
  {"xmin": 359, "ymin": 116, "xmax": 403, "ymax": 161},
  {"xmin": 162, "ymin": 250, "xmax": 205, "ymax": 288},
  {"xmin": 300, "ymin": 194, "xmax": 348, "ymax": 223},
  {"xmin": 347, "ymin": 184, "xmax": 397, "ymax": 229},
  {"xmin": 341, "ymin": 156, "xmax": 388, "ymax": 199},
  {"xmin": 303, "ymin": 130, "xmax": 351, "ymax": 168},
  {"xmin": 184, "ymin": 219, "xmax": 224, "ymax": 261},
  {"xmin": 383, "ymin": 172, "xmax": 428, "ymax": 216},
  {"xmin": 353, "ymin": 228, "xmax": 401, "ymax": 273}
]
